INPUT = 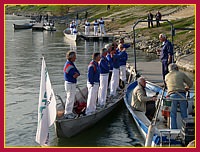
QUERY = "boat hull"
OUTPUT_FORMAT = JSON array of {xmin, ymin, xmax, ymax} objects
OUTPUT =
[
  {"xmin": 55, "ymin": 87, "xmax": 123, "ymax": 138},
  {"xmin": 13, "ymin": 23, "xmax": 33, "ymax": 30},
  {"xmin": 63, "ymin": 30, "xmax": 77, "ymax": 41},
  {"xmin": 124, "ymin": 80, "xmax": 195, "ymax": 147}
]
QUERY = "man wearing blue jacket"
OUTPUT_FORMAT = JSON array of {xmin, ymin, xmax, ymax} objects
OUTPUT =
[
  {"xmin": 118, "ymin": 44, "xmax": 128, "ymax": 89},
  {"xmin": 109, "ymin": 47, "xmax": 126, "ymax": 97},
  {"xmin": 158, "ymin": 33, "xmax": 173, "ymax": 85},
  {"xmin": 98, "ymin": 48, "xmax": 109, "ymax": 107},
  {"xmin": 86, "ymin": 53, "xmax": 101, "ymax": 115},
  {"xmin": 63, "ymin": 51, "xmax": 80, "ymax": 119}
]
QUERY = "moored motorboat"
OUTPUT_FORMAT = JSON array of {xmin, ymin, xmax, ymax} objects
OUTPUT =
[
  {"xmin": 13, "ymin": 23, "xmax": 33, "ymax": 30},
  {"xmin": 124, "ymin": 80, "xmax": 195, "ymax": 147}
]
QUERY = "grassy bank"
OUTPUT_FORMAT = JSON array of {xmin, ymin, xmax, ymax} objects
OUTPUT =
[{"xmin": 5, "ymin": 5, "xmax": 195, "ymax": 53}]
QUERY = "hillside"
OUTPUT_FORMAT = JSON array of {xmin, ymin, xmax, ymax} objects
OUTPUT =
[{"xmin": 6, "ymin": 5, "xmax": 195, "ymax": 59}]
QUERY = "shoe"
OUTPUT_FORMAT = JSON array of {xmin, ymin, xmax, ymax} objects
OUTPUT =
[
  {"xmin": 97, "ymin": 104, "xmax": 105, "ymax": 109},
  {"xmin": 64, "ymin": 113, "xmax": 77, "ymax": 119},
  {"xmin": 86, "ymin": 111, "xmax": 95, "ymax": 116}
]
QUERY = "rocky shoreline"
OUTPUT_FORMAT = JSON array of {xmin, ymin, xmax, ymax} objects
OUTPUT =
[{"xmin": 115, "ymin": 33, "xmax": 195, "ymax": 73}]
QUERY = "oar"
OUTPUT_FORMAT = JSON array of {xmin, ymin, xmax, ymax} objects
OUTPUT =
[
  {"xmin": 145, "ymin": 86, "xmax": 166, "ymax": 147},
  {"xmin": 55, "ymin": 94, "xmax": 65, "ymax": 109},
  {"xmin": 76, "ymin": 85, "xmax": 87, "ymax": 101}
]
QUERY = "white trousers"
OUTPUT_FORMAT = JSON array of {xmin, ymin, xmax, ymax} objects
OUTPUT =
[
  {"xmin": 64, "ymin": 82, "xmax": 76, "ymax": 115},
  {"xmin": 86, "ymin": 83, "xmax": 99, "ymax": 114},
  {"xmin": 70, "ymin": 28, "xmax": 73, "ymax": 34},
  {"xmin": 94, "ymin": 26, "xmax": 98, "ymax": 36},
  {"xmin": 85, "ymin": 26, "xmax": 90, "ymax": 35},
  {"xmin": 120, "ymin": 65, "xmax": 126, "ymax": 81},
  {"xmin": 100, "ymin": 25, "xmax": 106, "ymax": 36},
  {"xmin": 110, "ymin": 68, "xmax": 120, "ymax": 96},
  {"xmin": 98, "ymin": 74, "xmax": 108, "ymax": 106}
]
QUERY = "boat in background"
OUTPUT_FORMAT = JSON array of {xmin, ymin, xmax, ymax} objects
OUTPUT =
[
  {"xmin": 13, "ymin": 23, "xmax": 33, "ymax": 30},
  {"xmin": 124, "ymin": 80, "xmax": 195, "ymax": 147},
  {"xmin": 63, "ymin": 29, "xmax": 77, "ymax": 41}
]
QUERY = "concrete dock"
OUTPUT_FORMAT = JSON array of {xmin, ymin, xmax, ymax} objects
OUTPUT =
[
  {"xmin": 32, "ymin": 23, "xmax": 44, "ymax": 31},
  {"xmin": 127, "ymin": 59, "xmax": 164, "ymax": 86},
  {"xmin": 127, "ymin": 57, "xmax": 195, "ymax": 87},
  {"xmin": 79, "ymin": 32, "xmax": 114, "ymax": 41}
]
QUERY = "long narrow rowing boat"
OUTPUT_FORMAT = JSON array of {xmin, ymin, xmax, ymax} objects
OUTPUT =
[{"xmin": 55, "ymin": 87, "xmax": 124, "ymax": 138}]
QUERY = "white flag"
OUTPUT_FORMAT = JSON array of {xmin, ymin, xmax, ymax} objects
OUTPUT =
[{"xmin": 35, "ymin": 57, "xmax": 57, "ymax": 146}]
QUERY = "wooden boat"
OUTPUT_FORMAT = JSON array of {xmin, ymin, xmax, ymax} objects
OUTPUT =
[
  {"xmin": 124, "ymin": 80, "xmax": 195, "ymax": 147},
  {"xmin": 63, "ymin": 30, "xmax": 77, "ymax": 41},
  {"xmin": 13, "ymin": 23, "xmax": 33, "ymax": 30},
  {"xmin": 55, "ymin": 87, "xmax": 124, "ymax": 138}
]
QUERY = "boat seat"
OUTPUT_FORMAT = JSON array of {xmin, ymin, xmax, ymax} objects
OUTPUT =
[{"xmin": 134, "ymin": 110, "xmax": 151, "ymax": 127}]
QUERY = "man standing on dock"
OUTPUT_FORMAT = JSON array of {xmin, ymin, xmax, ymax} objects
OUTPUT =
[
  {"xmin": 93, "ymin": 19, "xmax": 99, "ymax": 36},
  {"xmin": 147, "ymin": 11, "xmax": 154, "ymax": 28},
  {"xmin": 158, "ymin": 33, "xmax": 173, "ymax": 86},
  {"xmin": 85, "ymin": 19, "xmax": 90, "ymax": 35},
  {"xmin": 99, "ymin": 17, "xmax": 106, "ymax": 36}
]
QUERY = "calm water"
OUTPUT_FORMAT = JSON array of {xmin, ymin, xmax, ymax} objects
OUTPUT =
[{"xmin": 5, "ymin": 15, "xmax": 159, "ymax": 147}]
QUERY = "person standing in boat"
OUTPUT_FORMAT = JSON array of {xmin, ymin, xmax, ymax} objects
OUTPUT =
[
  {"xmin": 109, "ymin": 45, "xmax": 126, "ymax": 98},
  {"xmin": 85, "ymin": 19, "xmax": 90, "ymax": 35},
  {"xmin": 70, "ymin": 21, "xmax": 75, "ymax": 34},
  {"xmin": 63, "ymin": 51, "xmax": 80, "ymax": 119},
  {"xmin": 93, "ymin": 19, "xmax": 99, "ymax": 36},
  {"xmin": 118, "ymin": 38, "xmax": 131, "ymax": 49},
  {"xmin": 131, "ymin": 77, "xmax": 157, "ymax": 120},
  {"xmin": 86, "ymin": 53, "xmax": 101, "ymax": 115},
  {"xmin": 105, "ymin": 43, "xmax": 113, "ymax": 88},
  {"xmin": 158, "ymin": 33, "xmax": 174, "ymax": 86},
  {"xmin": 72, "ymin": 25, "xmax": 77, "ymax": 35},
  {"xmin": 99, "ymin": 17, "xmax": 106, "ymax": 36},
  {"xmin": 118, "ymin": 44, "xmax": 128, "ymax": 89},
  {"xmin": 165, "ymin": 63, "xmax": 193, "ymax": 129},
  {"xmin": 117, "ymin": 38, "xmax": 130, "ymax": 89},
  {"xmin": 97, "ymin": 48, "xmax": 110, "ymax": 108}
]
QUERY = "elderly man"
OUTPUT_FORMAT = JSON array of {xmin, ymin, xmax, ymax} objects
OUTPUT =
[
  {"xmin": 131, "ymin": 77, "xmax": 157, "ymax": 120},
  {"xmin": 158, "ymin": 33, "xmax": 174, "ymax": 85},
  {"xmin": 165, "ymin": 63, "xmax": 193, "ymax": 129},
  {"xmin": 63, "ymin": 51, "xmax": 80, "ymax": 119}
]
